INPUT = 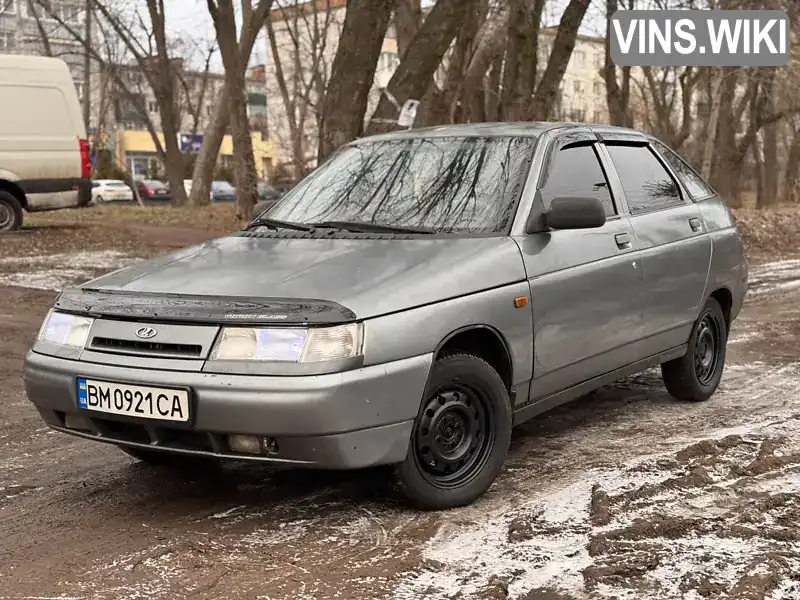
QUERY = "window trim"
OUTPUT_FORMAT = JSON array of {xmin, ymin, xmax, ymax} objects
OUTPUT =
[
  {"xmin": 602, "ymin": 141, "xmax": 689, "ymax": 218},
  {"xmin": 648, "ymin": 137, "xmax": 717, "ymax": 202},
  {"xmin": 535, "ymin": 138, "xmax": 621, "ymax": 221}
]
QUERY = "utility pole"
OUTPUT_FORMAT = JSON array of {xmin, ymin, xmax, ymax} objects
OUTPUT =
[{"xmin": 82, "ymin": 0, "xmax": 91, "ymax": 129}]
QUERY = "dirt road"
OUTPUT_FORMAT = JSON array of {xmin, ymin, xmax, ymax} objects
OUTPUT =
[{"xmin": 1, "ymin": 219, "xmax": 799, "ymax": 600}]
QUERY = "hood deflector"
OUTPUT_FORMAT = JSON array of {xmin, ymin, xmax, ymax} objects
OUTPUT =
[{"xmin": 55, "ymin": 287, "xmax": 358, "ymax": 325}]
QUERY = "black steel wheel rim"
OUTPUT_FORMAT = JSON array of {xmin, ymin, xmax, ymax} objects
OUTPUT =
[
  {"xmin": 694, "ymin": 311, "xmax": 721, "ymax": 386},
  {"xmin": 413, "ymin": 383, "xmax": 495, "ymax": 489},
  {"xmin": 0, "ymin": 202, "xmax": 11, "ymax": 229}
]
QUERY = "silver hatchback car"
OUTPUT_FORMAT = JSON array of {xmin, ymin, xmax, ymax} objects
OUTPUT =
[{"xmin": 24, "ymin": 123, "xmax": 748, "ymax": 509}]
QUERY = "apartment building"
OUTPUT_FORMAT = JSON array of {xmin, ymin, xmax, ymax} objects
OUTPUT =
[
  {"xmin": 0, "ymin": 0, "xmax": 89, "ymax": 103},
  {"xmin": 538, "ymin": 28, "xmax": 610, "ymax": 125}
]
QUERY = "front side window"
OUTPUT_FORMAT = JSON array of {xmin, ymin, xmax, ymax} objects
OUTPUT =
[
  {"xmin": 650, "ymin": 139, "xmax": 715, "ymax": 200},
  {"xmin": 266, "ymin": 136, "xmax": 537, "ymax": 234},
  {"xmin": 538, "ymin": 144, "xmax": 616, "ymax": 217},
  {"xmin": 605, "ymin": 144, "xmax": 683, "ymax": 214}
]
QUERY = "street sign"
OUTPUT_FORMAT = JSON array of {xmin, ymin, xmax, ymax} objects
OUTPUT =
[{"xmin": 179, "ymin": 133, "xmax": 203, "ymax": 153}]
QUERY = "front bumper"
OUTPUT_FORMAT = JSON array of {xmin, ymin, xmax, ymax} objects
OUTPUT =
[{"xmin": 24, "ymin": 351, "xmax": 433, "ymax": 469}]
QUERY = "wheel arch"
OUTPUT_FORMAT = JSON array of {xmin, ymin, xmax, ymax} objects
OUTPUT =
[
  {"xmin": 0, "ymin": 179, "xmax": 28, "ymax": 210},
  {"xmin": 708, "ymin": 286, "xmax": 733, "ymax": 331},
  {"xmin": 433, "ymin": 325, "xmax": 515, "ymax": 395}
]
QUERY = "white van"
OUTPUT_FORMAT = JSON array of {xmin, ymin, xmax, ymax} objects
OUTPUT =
[{"xmin": 0, "ymin": 55, "xmax": 91, "ymax": 231}]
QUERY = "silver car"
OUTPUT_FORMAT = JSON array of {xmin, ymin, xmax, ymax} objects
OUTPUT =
[{"xmin": 24, "ymin": 123, "xmax": 748, "ymax": 510}]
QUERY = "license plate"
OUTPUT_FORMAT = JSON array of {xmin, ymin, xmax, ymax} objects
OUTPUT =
[{"xmin": 77, "ymin": 378, "xmax": 190, "ymax": 422}]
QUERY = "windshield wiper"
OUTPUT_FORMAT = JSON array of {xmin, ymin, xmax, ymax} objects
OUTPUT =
[
  {"xmin": 249, "ymin": 217, "xmax": 313, "ymax": 232},
  {"xmin": 310, "ymin": 220, "xmax": 435, "ymax": 234}
]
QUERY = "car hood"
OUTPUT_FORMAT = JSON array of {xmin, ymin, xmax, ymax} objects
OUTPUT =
[{"xmin": 71, "ymin": 233, "xmax": 526, "ymax": 323}]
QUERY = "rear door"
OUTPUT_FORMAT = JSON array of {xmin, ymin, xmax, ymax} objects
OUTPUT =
[
  {"xmin": 601, "ymin": 139, "xmax": 711, "ymax": 354},
  {"xmin": 514, "ymin": 133, "xmax": 645, "ymax": 401}
]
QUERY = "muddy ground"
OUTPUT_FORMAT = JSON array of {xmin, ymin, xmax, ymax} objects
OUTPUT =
[{"xmin": 0, "ymin": 208, "xmax": 799, "ymax": 600}]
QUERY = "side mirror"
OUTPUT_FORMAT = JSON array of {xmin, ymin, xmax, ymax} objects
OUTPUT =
[{"xmin": 543, "ymin": 197, "xmax": 606, "ymax": 230}]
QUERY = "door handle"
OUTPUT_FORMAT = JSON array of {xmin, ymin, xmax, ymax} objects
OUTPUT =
[
  {"xmin": 689, "ymin": 217, "xmax": 703, "ymax": 232},
  {"xmin": 615, "ymin": 233, "xmax": 632, "ymax": 249}
]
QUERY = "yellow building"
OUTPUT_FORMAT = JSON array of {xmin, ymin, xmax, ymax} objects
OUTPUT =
[{"xmin": 115, "ymin": 129, "xmax": 275, "ymax": 181}]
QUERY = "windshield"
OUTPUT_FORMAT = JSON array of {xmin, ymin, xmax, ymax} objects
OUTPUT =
[
  {"xmin": 213, "ymin": 182, "xmax": 235, "ymax": 191},
  {"xmin": 265, "ymin": 136, "xmax": 536, "ymax": 233}
]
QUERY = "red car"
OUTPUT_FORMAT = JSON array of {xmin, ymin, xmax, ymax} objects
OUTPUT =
[{"xmin": 136, "ymin": 180, "xmax": 170, "ymax": 202}]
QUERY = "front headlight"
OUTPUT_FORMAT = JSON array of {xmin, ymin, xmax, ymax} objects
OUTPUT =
[
  {"xmin": 210, "ymin": 323, "xmax": 363, "ymax": 363},
  {"xmin": 37, "ymin": 309, "xmax": 94, "ymax": 348}
]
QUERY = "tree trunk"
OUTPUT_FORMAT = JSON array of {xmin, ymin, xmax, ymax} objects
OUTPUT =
[
  {"xmin": 192, "ymin": 0, "xmax": 272, "ymax": 210},
  {"xmin": 365, "ymin": 0, "xmax": 479, "ymax": 135},
  {"xmin": 146, "ymin": 0, "xmax": 187, "ymax": 205},
  {"xmin": 460, "ymin": 6, "xmax": 510, "ymax": 123},
  {"xmin": 603, "ymin": 0, "xmax": 632, "ymax": 126},
  {"xmin": 759, "ymin": 79, "xmax": 779, "ymax": 207},
  {"xmin": 783, "ymin": 124, "xmax": 800, "ymax": 204},
  {"xmin": 208, "ymin": 0, "xmax": 258, "ymax": 220},
  {"xmin": 318, "ymin": 0, "xmax": 395, "ymax": 161},
  {"xmin": 529, "ymin": 0, "xmax": 591, "ymax": 121},
  {"xmin": 500, "ymin": 0, "xmax": 544, "ymax": 121},
  {"xmin": 395, "ymin": 0, "xmax": 420, "ymax": 59}
]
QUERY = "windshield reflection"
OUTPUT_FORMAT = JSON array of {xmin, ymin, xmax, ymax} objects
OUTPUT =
[{"xmin": 266, "ymin": 136, "xmax": 537, "ymax": 233}]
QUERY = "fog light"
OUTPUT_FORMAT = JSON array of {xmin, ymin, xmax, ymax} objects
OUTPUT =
[
  {"xmin": 228, "ymin": 434, "xmax": 262, "ymax": 455},
  {"xmin": 64, "ymin": 413, "xmax": 90, "ymax": 431}
]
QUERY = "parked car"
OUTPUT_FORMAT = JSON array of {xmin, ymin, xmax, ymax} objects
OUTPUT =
[
  {"xmin": 23, "ymin": 123, "xmax": 748, "ymax": 510},
  {"xmin": 91, "ymin": 179, "xmax": 134, "ymax": 204},
  {"xmin": 136, "ymin": 179, "xmax": 170, "ymax": 203},
  {"xmin": 257, "ymin": 181, "xmax": 293, "ymax": 202},
  {"xmin": 211, "ymin": 180, "xmax": 237, "ymax": 203},
  {"xmin": 0, "ymin": 55, "xmax": 91, "ymax": 231}
]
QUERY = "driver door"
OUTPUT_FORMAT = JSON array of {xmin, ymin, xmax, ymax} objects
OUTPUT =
[{"xmin": 513, "ymin": 137, "xmax": 645, "ymax": 402}]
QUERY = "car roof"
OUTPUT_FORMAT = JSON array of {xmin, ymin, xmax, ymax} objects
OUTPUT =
[{"xmin": 350, "ymin": 122, "xmax": 649, "ymax": 144}]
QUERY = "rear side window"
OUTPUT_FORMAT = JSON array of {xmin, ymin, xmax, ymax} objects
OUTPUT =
[
  {"xmin": 605, "ymin": 144, "xmax": 683, "ymax": 214},
  {"xmin": 538, "ymin": 144, "xmax": 616, "ymax": 217},
  {"xmin": 650, "ymin": 140, "xmax": 715, "ymax": 200}
]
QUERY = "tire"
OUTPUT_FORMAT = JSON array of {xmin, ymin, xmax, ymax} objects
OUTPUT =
[
  {"xmin": 121, "ymin": 446, "xmax": 212, "ymax": 468},
  {"xmin": 394, "ymin": 353, "xmax": 513, "ymax": 510},
  {"xmin": 661, "ymin": 297, "xmax": 727, "ymax": 402},
  {"xmin": 0, "ymin": 190, "xmax": 23, "ymax": 232},
  {"xmin": 95, "ymin": 195, "xmax": 104, "ymax": 204}
]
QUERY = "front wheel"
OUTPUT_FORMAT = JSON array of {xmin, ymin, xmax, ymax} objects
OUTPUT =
[
  {"xmin": 0, "ymin": 191, "xmax": 23, "ymax": 231},
  {"xmin": 394, "ymin": 353, "xmax": 512, "ymax": 510},
  {"xmin": 661, "ymin": 297, "xmax": 727, "ymax": 402}
]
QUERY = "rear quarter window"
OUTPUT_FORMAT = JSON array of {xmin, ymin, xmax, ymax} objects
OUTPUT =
[{"xmin": 650, "ymin": 139, "xmax": 715, "ymax": 200}]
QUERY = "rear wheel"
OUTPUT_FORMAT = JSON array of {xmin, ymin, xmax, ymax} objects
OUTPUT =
[
  {"xmin": 121, "ymin": 446, "xmax": 212, "ymax": 468},
  {"xmin": 661, "ymin": 297, "xmax": 727, "ymax": 402},
  {"xmin": 0, "ymin": 191, "xmax": 23, "ymax": 232},
  {"xmin": 394, "ymin": 353, "xmax": 512, "ymax": 510}
]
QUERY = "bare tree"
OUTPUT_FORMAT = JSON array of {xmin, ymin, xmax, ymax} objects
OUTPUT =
[
  {"xmin": 318, "ymin": 0, "xmax": 394, "ymax": 161},
  {"xmin": 37, "ymin": 0, "xmax": 189, "ymax": 204},
  {"xmin": 189, "ymin": 0, "xmax": 272, "ymax": 211},
  {"xmin": 366, "ymin": 0, "xmax": 480, "ymax": 135},
  {"xmin": 267, "ymin": 0, "xmax": 337, "ymax": 177}
]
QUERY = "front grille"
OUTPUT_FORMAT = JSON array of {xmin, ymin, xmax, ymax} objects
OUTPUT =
[{"xmin": 91, "ymin": 337, "xmax": 203, "ymax": 357}]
